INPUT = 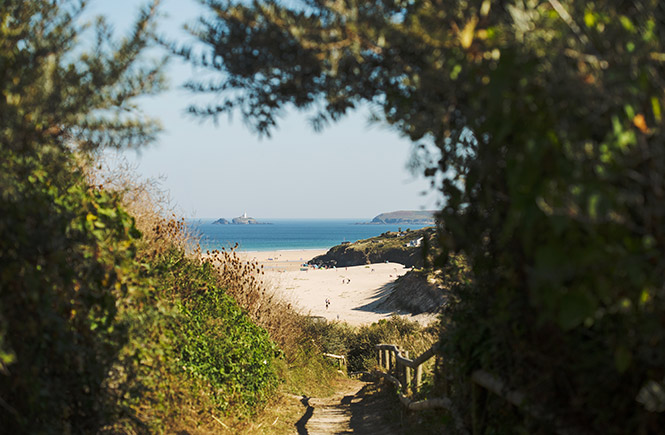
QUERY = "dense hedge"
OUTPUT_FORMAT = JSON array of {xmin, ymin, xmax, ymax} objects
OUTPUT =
[
  {"xmin": 0, "ymin": 150, "xmax": 281, "ymax": 432},
  {"xmin": 0, "ymin": 152, "xmax": 141, "ymax": 431}
]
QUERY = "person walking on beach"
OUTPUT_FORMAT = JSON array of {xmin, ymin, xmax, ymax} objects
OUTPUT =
[{"xmin": 325, "ymin": 298, "xmax": 330, "ymax": 310}]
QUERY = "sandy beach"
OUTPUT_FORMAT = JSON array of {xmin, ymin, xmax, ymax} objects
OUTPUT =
[{"xmin": 240, "ymin": 249, "xmax": 435, "ymax": 326}]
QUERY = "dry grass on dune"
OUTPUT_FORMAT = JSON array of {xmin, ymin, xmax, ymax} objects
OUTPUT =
[
  {"xmin": 83, "ymin": 153, "xmax": 192, "ymax": 252},
  {"xmin": 80, "ymin": 154, "xmax": 321, "ymax": 430},
  {"xmin": 203, "ymin": 248, "xmax": 306, "ymax": 357},
  {"xmin": 86, "ymin": 153, "xmax": 307, "ymax": 357}
]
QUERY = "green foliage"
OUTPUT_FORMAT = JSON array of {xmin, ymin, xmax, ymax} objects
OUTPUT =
[
  {"xmin": 347, "ymin": 317, "xmax": 433, "ymax": 372},
  {"xmin": 304, "ymin": 317, "xmax": 436, "ymax": 372},
  {"xmin": 312, "ymin": 227, "xmax": 438, "ymax": 268},
  {"xmin": 150, "ymin": 248, "xmax": 280, "ymax": 410},
  {"xmin": 191, "ymin": 0, "xmax": 665, "ymax": 432},
  {"xmin": 0, "ymin": 0, "xmax": 165, "ymax": 153},
  {"xmin": 0, "ymin": 144, "xmax": 282, "ymax": 433},
  {"xmin": 0, "ymin": 1, "xmax": 282, "ymax": 431},
  {"xmin": 0, "ymin": 1, "xmax": 167, "ymax": 430},
  {"xmin": 351, "ymin": 227, "xmax": 435, "ymax": 253},
  {"xmin": 0, "ymin": 157, "xmax": 283, "ymax": 431},
  {"xmin": 275, "ymin": 342, "xmax": 339, "ymax": 398},
  {"xmin": 0, "ymin": 151, "xmax": 143, "ymax": 432}
]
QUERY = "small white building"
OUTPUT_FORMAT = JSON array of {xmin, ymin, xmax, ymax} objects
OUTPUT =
[{"xmin": 406, "ymin": 237, "xmax": 423, "ymax": 248}]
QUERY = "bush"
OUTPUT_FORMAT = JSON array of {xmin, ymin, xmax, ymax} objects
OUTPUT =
[
  {"xmin": 0, "ymin": 152, "xmax": 285, "ymax": 431},
  {"xmin": 202, "ymin": 248, "xmax": 305, "ymax": 359},
  {"xmin": 0, "ymin": 152, "xmax": 142, "ymax": 432},
  {"xmin": 304, "ymin": 316, "xmax": 437, "ymax": 373},
  {"xmin": 151, "ymin": 247, "xmax": 280, "ymax": 410},
  {"xmin": 0, "ymin": 2, "xmax": 285, "ymax": 431}
]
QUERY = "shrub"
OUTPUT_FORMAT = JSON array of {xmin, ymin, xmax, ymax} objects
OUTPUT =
[
  {"xmin": 0, "ymin": 153, "xmax": 290, "ymax": 432},
  {"xmin": 150, "ymin": 246, "xmax": 280, "ymax": 410},
  {"xmin": 0, "ymin": 153, "xmax": 142, "ymax": 432},
  {"xmin": 201, "ymin": 248, "xmax": 305, "ymax": 360},
  {"xmin": 304, "ymin": 316, "xmax": 438, "ymax": 373}
]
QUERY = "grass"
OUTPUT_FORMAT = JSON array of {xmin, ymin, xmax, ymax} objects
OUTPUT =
[
  {"xmin": 227, "ymin": 367, "xmax": 346, "ymax": 434},
  {"xmin": 350, "ymin": 227, "xmax": 434, "ymax": 251},
  {"xmin": 304, "ymin": 316, "xmax": 439, "ymax": 373},
  {"xmin": 314, "ymin": 226, "xmax": 440, "ymax": 268}
]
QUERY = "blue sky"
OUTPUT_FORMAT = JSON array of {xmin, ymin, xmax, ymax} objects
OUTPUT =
[{"xmin": 87, "ymin": 0, "xmax": 438, "ymax": 219}]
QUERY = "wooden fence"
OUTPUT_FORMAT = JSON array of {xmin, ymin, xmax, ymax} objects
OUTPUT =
[
  {"xmin": 373, "ymin": 343, "xmax": 579, "ymax": 435},
  {"xmin": 322, "ymin": 352, "xmax": 347, "ymax": 371},
  {"xmin": 374, "ymin": 343, "xmax": 468, "ymax": 433}
]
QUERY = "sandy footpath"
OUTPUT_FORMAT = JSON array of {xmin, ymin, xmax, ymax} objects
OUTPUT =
[{"xmin": 239, "ymin": 249, "xmax": 435, "ymax": 326}]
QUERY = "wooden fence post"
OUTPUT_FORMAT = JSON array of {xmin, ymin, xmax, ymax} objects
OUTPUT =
[
  {"xmin": 415, "ymin": 364, "xmax": 423, "ymax": 391},
  {"xmin": 398, "ymin": 347, "xmax": 405, "ymax": 390},
  {"xmin": 404, "ymin": 350, "xmax": 411, "ymax": 394}
]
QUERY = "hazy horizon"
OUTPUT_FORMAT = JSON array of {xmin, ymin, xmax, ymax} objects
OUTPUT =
[{"xmin": 188, "ymin": 211, "xmax": 437, "ymax": 220}]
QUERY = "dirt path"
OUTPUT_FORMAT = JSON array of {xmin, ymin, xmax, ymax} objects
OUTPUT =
[{"xmin": 294, "ymin": 378, "xmax": 400, "ymax": 435}]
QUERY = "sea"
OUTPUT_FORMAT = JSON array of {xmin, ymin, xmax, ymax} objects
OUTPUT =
[{"xmin": 189, "ymin": 219, "xmax": 430, "ymax": 252}]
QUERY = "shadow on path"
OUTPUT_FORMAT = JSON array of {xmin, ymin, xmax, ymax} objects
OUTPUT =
[
  {"xmin": 294, "ymin": 380, "xmax": 400, "ymax": 434},
  {"xmin": 348, "ymin": 384, "xmax": 400, "ymax": 434},
  {"xmin": 295, "ymin": 396, "xmax": 314, "ymax": 435}
]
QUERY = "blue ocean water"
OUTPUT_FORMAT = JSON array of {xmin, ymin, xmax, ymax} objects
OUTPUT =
[{"xmin": 189, "ymin": 219, "xmax": 430, "ymax": 252}]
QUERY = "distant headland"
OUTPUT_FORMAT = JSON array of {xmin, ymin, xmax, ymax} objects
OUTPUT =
[
  {"xmin": 358, "ymin": 210, "xmax": 437, "ymax": 225},
  {"xmin": 212, "ymin": 213, "xmax": 271, "ymax": 225}
]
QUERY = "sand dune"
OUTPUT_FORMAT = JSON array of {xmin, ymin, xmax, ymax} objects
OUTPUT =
[{"xmin": 240, "ymin": 249, "xmax": 435, "ymax": 325}]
